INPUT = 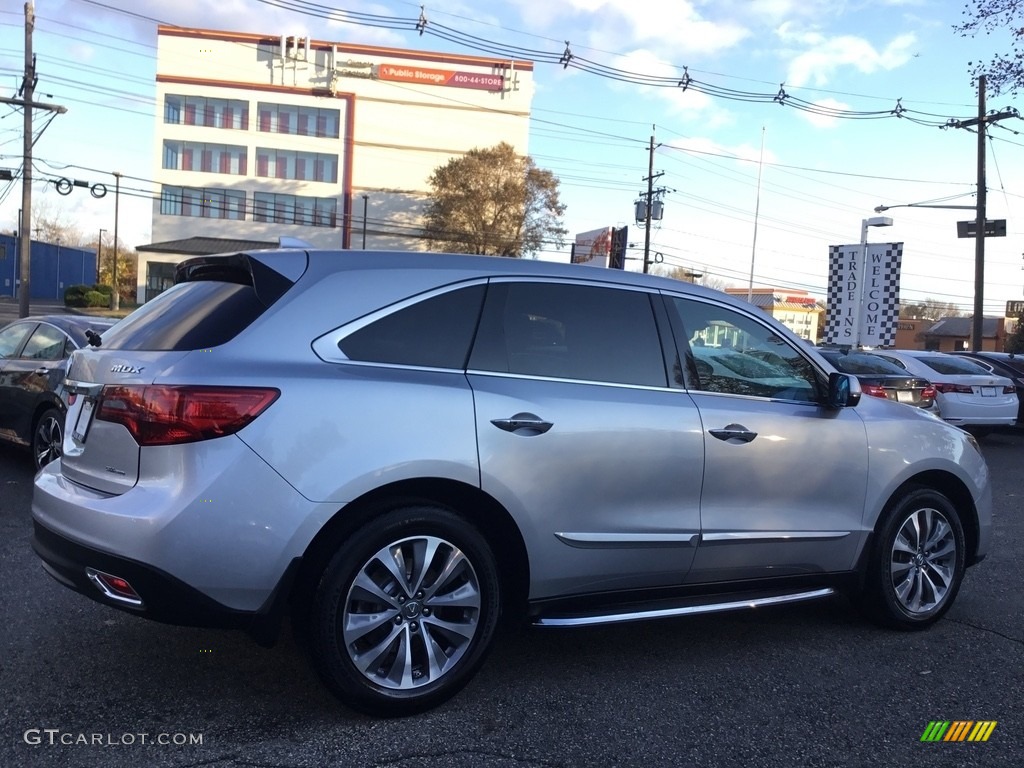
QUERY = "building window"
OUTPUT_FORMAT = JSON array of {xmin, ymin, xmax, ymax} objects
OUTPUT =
[
  {"xmin": 146, "ymin": 261, "xmax": 177, "ymax": 302},
  {"xmin": 253, "ymin": 192, "xmax": 336, "ymax": 227},
  {"xmin": 160, "ymin": 185, "xmax": 246, "ymax": 220},
  {"xmin": 255, "ymin": 102, "xmax": 340, "ymax": 138},
  {"xmin": 164, "ymin": 95, "xmax": 249, "ymax": 130},
  {"xmin": 254, "ymin": 147, "xmax": 337, "ymax": 183},
  {"xmin": 163, "ymin": 141, "xmax": 248, "ymax": 175}
]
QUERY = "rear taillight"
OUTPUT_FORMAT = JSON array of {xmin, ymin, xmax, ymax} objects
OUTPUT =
[
  {"xmin": 95, "ymin": 385, "xmax": 279, "ymax": 446},
  {"xmin": 861, "ymin": 384, "xmax": 889, "ymax": 399},
  {"xmin": 1005, "ymin": 385, "xmax": 1016, "ymax": 394},
  {"xmin": 921, "ymin": 385, "xmax": 937, "ymax": 400},
  {"xmin": 932, "ymin": 383, "xmax": 974, "ymax": 394}
]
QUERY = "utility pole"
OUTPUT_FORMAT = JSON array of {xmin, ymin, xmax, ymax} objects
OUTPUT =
[
  {"xmin": 0, "ymin": 2, "xmax": 67, "ymax": 317},
  {"xmin": 953, "ymin": 74, "xmax": 1017, "ymax": 351},
  {"xmin": 111, "ymin": 172, "xmax": 122, "ymax": 310},
  {"xmin": 636, "ymin": 131, "xmax": 668, "ymax": 274}
]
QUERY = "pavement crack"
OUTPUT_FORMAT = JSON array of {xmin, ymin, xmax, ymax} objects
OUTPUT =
[{"xmin": 948, "ymin": 617, "xmax": 1024, "ymax": 646}]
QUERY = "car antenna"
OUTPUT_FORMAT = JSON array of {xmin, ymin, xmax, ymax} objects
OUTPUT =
[{"xmin": 85, "ymin": 328, "xmax": 103, "ymax": 347}]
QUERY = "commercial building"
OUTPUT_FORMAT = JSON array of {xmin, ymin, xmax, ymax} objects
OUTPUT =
[
  {"xmin": 140, "ymin": 25, "xmax": 534, "ymax": 303},
  {"xmin": 0, "ymin": 234, "xmax": 97, "ymax": 300},
  {"xmin": 727, "ymin": 287, "xmax": 823, "ymax": 342}
]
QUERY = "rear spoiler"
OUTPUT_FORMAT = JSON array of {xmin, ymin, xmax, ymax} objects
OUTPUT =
[{"xmin": 175, "ymin": 251, "xmax": 308, "ymax": 309}]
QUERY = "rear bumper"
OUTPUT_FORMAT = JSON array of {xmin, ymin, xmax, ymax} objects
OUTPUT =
[{"xmin": 31, "ymin": 520, "xmax": 298, "ymax": 644}]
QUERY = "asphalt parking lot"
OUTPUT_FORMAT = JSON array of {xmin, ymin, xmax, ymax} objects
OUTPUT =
[{"xmin": 0, "ymin": 425, "xmax": 1021, "ymax": 767}]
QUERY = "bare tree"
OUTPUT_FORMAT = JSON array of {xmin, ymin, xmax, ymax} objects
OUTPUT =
[{"xmin": 954, "ymin": 0, "xmax": 1024, "ymax": 94}]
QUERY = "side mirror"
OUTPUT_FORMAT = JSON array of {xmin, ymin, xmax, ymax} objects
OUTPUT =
[{"xmin": 826, "ymin": 372, "xmax": 861, "ymax": 408}]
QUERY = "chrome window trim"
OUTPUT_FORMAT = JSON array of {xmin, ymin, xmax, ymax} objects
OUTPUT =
[{"xmin": 465, "ymin": 368, "xmax": 679, "ymax": 392}]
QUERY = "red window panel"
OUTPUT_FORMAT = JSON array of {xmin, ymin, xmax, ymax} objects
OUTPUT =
[
  {"xmin": 276, "ymin": 154, "xmax": 289, "ymax": 179},
  {"xmin": 256, "ymin": 154, "xmax": 269, "ymax": 177},
  {"xmin": 184, "ymin": 104, "xmax": 197, "ymax": 125},
  {"xmin": 239, "ymin": 153, "xmax": 248, "ymax": 176},
  {"xmin": 316, "ymin": 113, "xmax": 327, "ymax": 137},
  {"xmin": 295, "ymin": 157, "xmax": 306, "ymax": 180},
  {"xmin": 297, "ymin": 114, "xmax": 309, "ymax": 136},
  {"xmin": 314, "ymin": 158, "xmax": 324, "ymax": 182},
  {"xmin": 279, "ymin": 112, "xmax": 291, "ymax": 134},
  {"xmin": 201, "ymin": 150, "xmax": 213, "ymax": 173},
  {"xmin": 259, "ymin": 110, "xmax": 272, "ymax": 132},
  {"xmin": 240, "ymin": 110, "xmax": 249, "ymax": 131},
  {"xmin": 219, "ymin": 152, "xmax": 230, "ymax": 174},
  {"xmin": 203, "ymin": 105, "xmax": 215, "ymax": 127},
  {"xmin": 181, "ymin": 149, "xmax": 194, "ymax": 171},
  {"xmin": 223, "ymin": 106, "xmax": 233, "ymax": 129}
]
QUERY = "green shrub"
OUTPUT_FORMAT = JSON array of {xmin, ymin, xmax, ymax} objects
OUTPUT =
[
  {"xmin": 64, "ymin": 284, "xmax": 89, "ymax": 307},
  {"xmin": 91, "ymin": 284, "xmax": 114, "ymax": 297},
  {"xmin": 84, "ymin": 290, "xmax": 107, "ymax": 307}
]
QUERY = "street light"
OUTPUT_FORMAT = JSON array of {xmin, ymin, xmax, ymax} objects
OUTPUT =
[
  {"xmin": 111, "ymin": 172, "xmax": 122, "ymax": 311},
  {"xmin": 853, "ymin": 216, "xmax": 894, "ymax": 348},
  {"xmin": 97, "ymin": 228, "xmax": 106, "ymax": 284}
]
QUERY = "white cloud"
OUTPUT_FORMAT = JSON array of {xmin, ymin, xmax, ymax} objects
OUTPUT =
[{"xmin": 777, "ymin": 24, "xmax": 917, "ymax": 87}]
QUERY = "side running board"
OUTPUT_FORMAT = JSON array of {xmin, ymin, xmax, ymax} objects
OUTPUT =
[{"xmin": 532, "ymin": 588, "xmax": 835, "ymax": 628}]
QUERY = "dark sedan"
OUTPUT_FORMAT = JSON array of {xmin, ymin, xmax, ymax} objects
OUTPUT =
[
  {"xmin": 951, "ymin": 351, "xmax": 1024, "ymax": 423},
  {"xmin": 818, "ymin": 347, "xmax": 937, "ymax": 410},
  {"xmin": 0, "ymin": 315, "xmax": 117, "ymax": 469}
]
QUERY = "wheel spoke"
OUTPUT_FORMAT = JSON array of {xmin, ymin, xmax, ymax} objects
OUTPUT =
[
  {"xmin": 889, "ymin": 503, "xmax": 958, "ymax": 616},
  {"xmin": 342, "ymin": 531, "xmax": 483, "ymax": 692}
]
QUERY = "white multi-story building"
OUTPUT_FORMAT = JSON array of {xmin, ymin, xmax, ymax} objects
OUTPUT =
[{"xmin": 139, "ymin": 25, "xmax": 534, "ymax": 303}]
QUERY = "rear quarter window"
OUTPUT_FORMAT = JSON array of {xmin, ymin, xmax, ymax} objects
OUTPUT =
[{"xmin": 339, "ymin": 284, "xmax": 486, "ymax": 369}]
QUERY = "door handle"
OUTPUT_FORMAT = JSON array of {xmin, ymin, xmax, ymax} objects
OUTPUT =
[
  {"xmin": 490, "ymin": 412, "xmax": 553, "ymax": 435},
  {"xmin": 35, "ymin": 367, "xmax": 50, "ymax": 375},
  {"xmin": 709, "ymin": 423, "xmax": 757, "ymax": 443}
]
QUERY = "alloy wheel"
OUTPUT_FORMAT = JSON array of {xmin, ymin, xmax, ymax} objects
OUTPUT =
[
  {"xmin": 342, "ymin": 535, "xmax": 482, "ymax": 690},
  {"xmin": 889, "ymin": 506, "xmax": 958, "ymax": 615}
]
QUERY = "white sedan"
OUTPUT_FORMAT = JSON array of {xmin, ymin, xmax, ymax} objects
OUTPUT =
[{"xmin": 868, "ymin": 349, "xmax": 1018, "ymax": 429}]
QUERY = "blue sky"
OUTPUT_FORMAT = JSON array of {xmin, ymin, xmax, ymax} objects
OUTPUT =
[{"xmin": 1, "ymin": 0, "xmax": 1022, "ymax": 315}]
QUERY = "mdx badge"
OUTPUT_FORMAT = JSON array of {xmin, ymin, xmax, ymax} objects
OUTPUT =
[{"xmin": 110, "ymin": 364, "xmax": 144, "ymax": 374}]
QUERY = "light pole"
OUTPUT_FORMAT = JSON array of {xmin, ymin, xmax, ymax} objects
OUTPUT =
[
  {"xmin": 97, "ymin": 228, "xmax": 106, "ymax": 285},
  {"xmin": 111, "ymin": 171, "xmax": 121, "ymax": 311},
  {"xmin": 855, "ymin": 216, "xmax": 893, "ymax": 348},
  {"xmin": 361, "ymin": 194, "xmax": 368, "ymax": 249}
]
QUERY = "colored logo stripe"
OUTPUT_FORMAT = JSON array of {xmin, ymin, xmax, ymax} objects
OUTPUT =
[{"xmin": 921, "ymin": 721, "xmax": 997, "ymax": 742}]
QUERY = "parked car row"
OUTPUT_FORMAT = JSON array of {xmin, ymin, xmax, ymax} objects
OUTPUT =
[{"xmin": 819, "ymin": 346, "xmax": 1019, "ymax": 431}]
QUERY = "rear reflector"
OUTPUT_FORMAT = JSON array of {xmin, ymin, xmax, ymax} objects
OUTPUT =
[
  {"xmin": 95, "ymin": 385, "xmax": 279, "ymax": 446},
  {"xmin": 86, "ymin": 567, "xmax": 144, "ymax": 607}
]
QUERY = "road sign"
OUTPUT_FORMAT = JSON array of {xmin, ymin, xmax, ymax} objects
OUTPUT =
[{"xmin": 957, "ymin": 219, "xmax": 1007, "ymax": 238}]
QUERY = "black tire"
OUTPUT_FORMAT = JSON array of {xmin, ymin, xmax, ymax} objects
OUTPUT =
[
  {"xmin": 33, "ymin": 407, "xmax": 64, "ymax": 471},
  {"xmin": 861, "ymin": 486, "xmax": 966, "ymax": 630},
  {"xmin": 308, "ymin": 505, "xmax": 501, "ymax": 717}
]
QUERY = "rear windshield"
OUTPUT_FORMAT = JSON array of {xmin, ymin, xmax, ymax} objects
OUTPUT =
[
  {"xmin": 99, "ymin": 281, "xmax": 268, "ymax": 351},
  {"xmin": 822, "ymin": 351, "xmax": 908, "ymax": 375},
  {"xmin": 918, "ymin": 355, "xmax": 989, "ymax": 376}
]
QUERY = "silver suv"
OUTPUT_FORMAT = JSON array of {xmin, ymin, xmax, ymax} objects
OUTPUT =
[{"xmin": 31, "ymin": 250, "xmax": 991, "ymax": 716}]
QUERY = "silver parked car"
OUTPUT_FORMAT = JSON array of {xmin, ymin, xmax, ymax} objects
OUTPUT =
[{"xmin": 32, "ymin": 250, "xmax": 991, "ymax": 716}]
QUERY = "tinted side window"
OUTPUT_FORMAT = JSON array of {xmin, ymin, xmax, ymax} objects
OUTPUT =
[
  {"xmin": 669, "ymin": 297, "xmax": 819, "ymax": 401},
  {"xmin": 0, "ymin": 322, "xmax": 34, "ymax": 359},
  {"xmin": 469, "ymin": 282, "xmax": 667, "ymax": 387},
  {"xmin": 340, "ymin": 284, "xmax": 486, "ymax": 369},
  {"xmin": 101, "ymin": 281, "xmax": 268, "ymax": 351},
  {"xmin": 21, "ymin": 325, "xmax": 67, "ymax": 361}
]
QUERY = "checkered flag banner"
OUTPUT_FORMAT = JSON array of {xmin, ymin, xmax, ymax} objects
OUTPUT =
[{"xmin": 823, "ymin": 243, "xmax": 902, "ymax": 347}]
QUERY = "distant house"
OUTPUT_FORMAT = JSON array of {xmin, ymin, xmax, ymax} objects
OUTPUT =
[
  {"xmin": 920, "ymin": 316, "xmax": 1006, "ymax": 353},
  {"xmin": 725, "ymin": 288, "xmax": 822, "ymax": 342}
]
